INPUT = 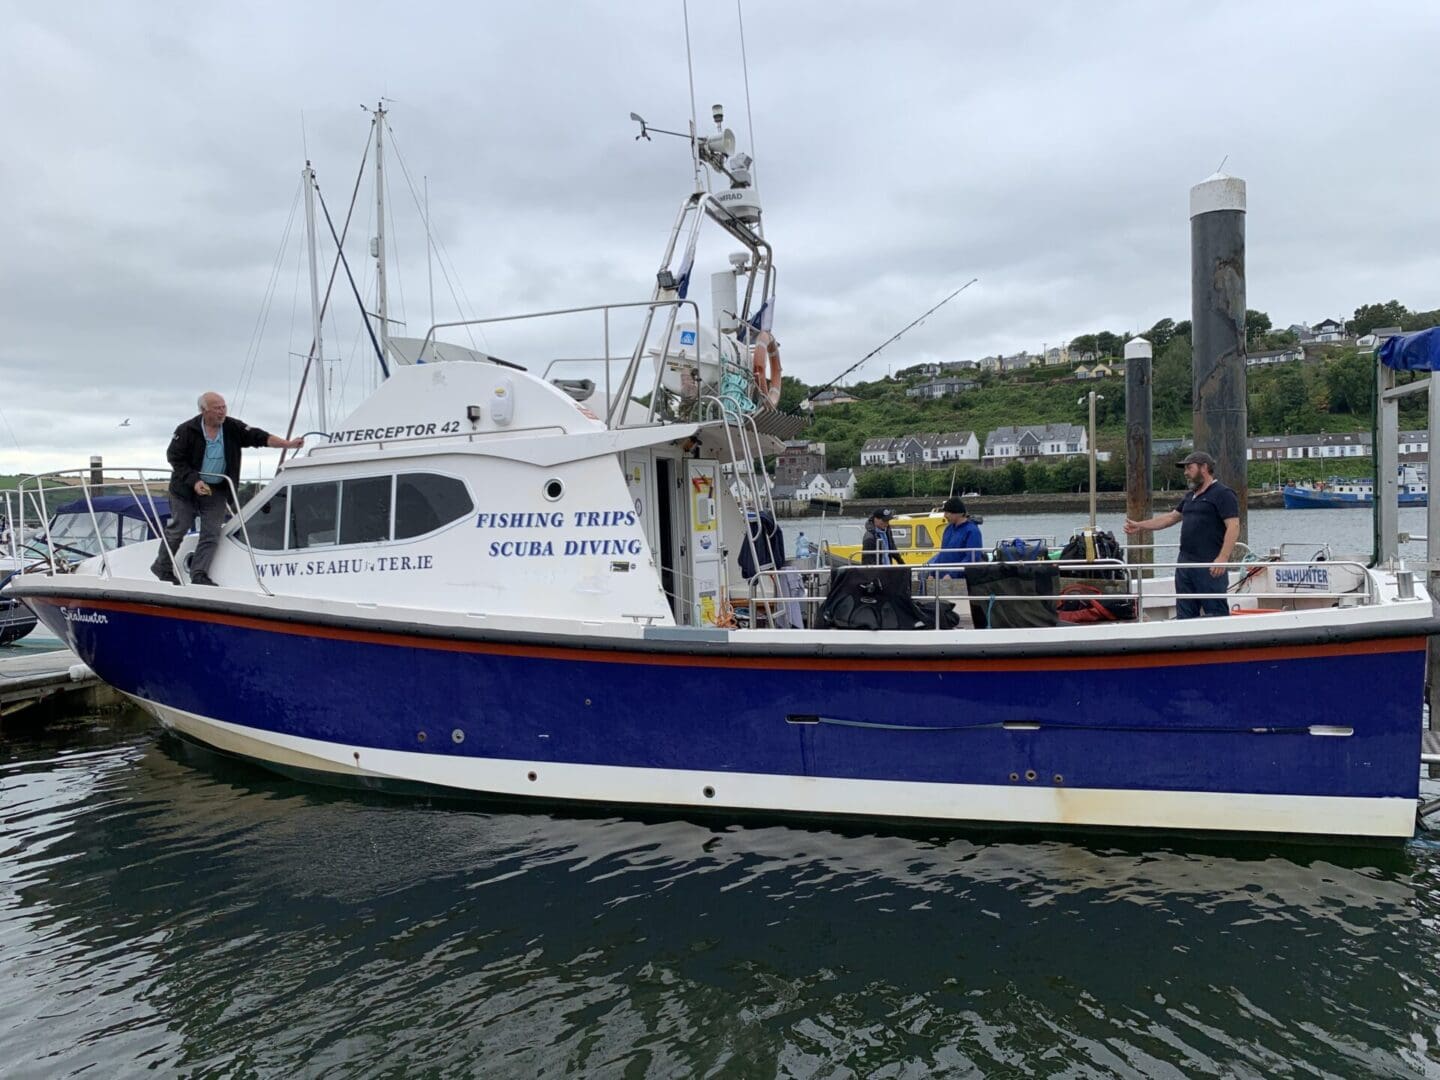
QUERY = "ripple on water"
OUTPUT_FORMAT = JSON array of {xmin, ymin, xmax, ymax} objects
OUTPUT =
[{"xmin": 1, "ymin": 711, "xmax": 1440, "ymax": 1077}]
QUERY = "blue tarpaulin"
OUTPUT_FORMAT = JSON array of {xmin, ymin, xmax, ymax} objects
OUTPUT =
[{"xmin": 1378, "ymin": 327, "xmax": 1440, "ymax": 371}]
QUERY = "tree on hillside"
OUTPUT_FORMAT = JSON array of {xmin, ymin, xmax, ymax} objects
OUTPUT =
[
  {"xmin": 1095, "ymin": 331, "xmax": 1124, "ymax": 359},
  {"xmin": 1153, "ymin": 337, "xmax": 1193, "ymax": 426},
  {"xmin": 1351, "ymin": 300, "xmax": 1409, "ymax": 336},
  {"xmin": 1144, "ymin": 318, "xmax": 1176, "ymax": 351},
  {"xmin": 1260, "ymin": 328, "xmax": 1299, "ymax": 350},
  {"xmin": 1069, "ymin": 334, "xmax": 1099, "ymax": 358},
  {"xmin": 777, "ymin": 374, "xmax": 809, "ymax": 413},
  {"xmin": 1173, "ymin": 320, "xmax": 1191, "ymax": 341},
  {"xmin": 1323, "ymin": 351, "xmax": 1374, "ymax": 416},
  {"xmin": 1244, "ymin": 309, "xmax": 1272, "ymax": 347},
  {"xmin": 1403, "ymin": 308, "xmax": 1440, "ymax": 332}
]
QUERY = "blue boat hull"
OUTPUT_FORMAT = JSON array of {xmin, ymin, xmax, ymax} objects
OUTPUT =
[
  {"xmin": 1282, "ymin": 486, "xmax": 1427, "ymax": 509},
  {"xmin": 23, "ymin": 593, "xmax": 1427, "ymax": 838}
]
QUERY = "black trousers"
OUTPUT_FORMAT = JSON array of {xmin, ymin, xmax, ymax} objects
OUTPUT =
[{"xmin": 151, "ymin": 490, "xmax": 229, "ymax": 579}]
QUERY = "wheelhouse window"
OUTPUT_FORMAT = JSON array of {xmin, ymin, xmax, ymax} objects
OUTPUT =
[
  {"xmin": 395, "ymin": 473, "xmax": 473, "ymax": 539},
  {"xmin": 339, "ymin": 476, "xmax": 392, "ymax": 545},
  {"xmin": 239, "ymin": 472, "xmax": 472, "ymax": 551},
  {"xmin": 289, "ymin": 482, "xmax": 340, "ymax": 549},
  {"xmin": 243, "ymin": 488, "xmax": 289, "ymax": 550}
]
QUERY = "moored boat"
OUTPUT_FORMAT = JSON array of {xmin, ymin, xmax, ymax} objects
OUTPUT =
[
  {"xmin": 1282, "ymin": 465, "xmax": 1428, "ymax": 509},
  {"xmin": 6, "ymin": 106, "xmax": 1438, "ymax": 842}
]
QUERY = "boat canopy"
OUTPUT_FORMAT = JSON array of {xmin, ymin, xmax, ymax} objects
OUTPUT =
[
  {"xmin": 52, "ymin": 494, "xmax": 170, "ymax": 522},
  {"xmin": 1378, "ymin": 326, "xmax": 1440, "ymax": 371}
]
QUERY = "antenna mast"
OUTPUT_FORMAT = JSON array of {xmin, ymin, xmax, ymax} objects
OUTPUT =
[
  {"xmin": 372, "ymin": 102, "xmax": 390, "ymax": 372},
  {"xmin": 302, "ymin": 162, "xmax": 327, "ymax": 430}
]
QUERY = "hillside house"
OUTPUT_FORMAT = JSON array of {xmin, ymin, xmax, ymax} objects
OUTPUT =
[
  {"xmin": 801, "ymin": 387, "xmax": 859, "ymax": 411},
  {"xmin": 983, "ymin": 424, "xmax": 1088, "ymax": 464},
  {"xmin": 773, "ymin": 440, "xmax": 827, "ymax": 486},
  {"xmin": 1246, "ymin": 346, "xmax": 1305, "ymax": 367},
  {"xmin": 906, "ymin": 376, "xmax": 980, "ymax": 400}
]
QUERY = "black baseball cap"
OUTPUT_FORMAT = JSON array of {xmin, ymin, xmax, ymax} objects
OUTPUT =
[{"xmin": 873, "ymin": 508, "xmax": 895, "ymax": 520}]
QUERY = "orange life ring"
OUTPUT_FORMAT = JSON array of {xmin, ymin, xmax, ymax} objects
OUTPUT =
[{"xmin": 751, "ymin": 331, "xmax": 782, "ymax": 407}]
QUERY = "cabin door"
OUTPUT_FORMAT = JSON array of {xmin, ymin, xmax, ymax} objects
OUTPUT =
[{"xmin": 684, "ymin": 459, "xmax": 723, "ymax": 627}]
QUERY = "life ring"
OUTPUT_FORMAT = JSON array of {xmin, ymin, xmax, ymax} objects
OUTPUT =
[{"xmin": 751, "ymin": 331, "xmax": 782, "ymax": 407}]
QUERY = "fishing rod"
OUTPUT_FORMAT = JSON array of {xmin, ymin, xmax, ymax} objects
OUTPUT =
[{"xmin": 804, "ymin": 278, "xmax": 978, "ymax": 403}]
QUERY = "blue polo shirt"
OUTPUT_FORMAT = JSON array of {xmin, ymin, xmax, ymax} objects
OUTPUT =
[{"xmin": 200, "ymin": 425, "xmax": 226, "ymax": 485}]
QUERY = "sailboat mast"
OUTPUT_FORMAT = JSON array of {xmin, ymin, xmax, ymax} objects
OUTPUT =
[
  {"xmin": 302, "ymin": 162, "xmax": 327, "ymax": 431},
  {"xmin": 373, "ymin": 102, "xmax": 390, "ymax": 372},
  {"xmin": 425, "ymin": 175, "xmax": 435, "ymax": 334}
]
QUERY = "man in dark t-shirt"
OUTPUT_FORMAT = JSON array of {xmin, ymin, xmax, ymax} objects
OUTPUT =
[{"xmin": 1123, "ymin": 450, "xmax": 1240, "ymax": 618}]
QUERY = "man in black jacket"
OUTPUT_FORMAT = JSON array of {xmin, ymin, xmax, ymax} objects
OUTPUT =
[{"xmin": 150, "ymin": 391, "xmax": 303, "ymax": 585}]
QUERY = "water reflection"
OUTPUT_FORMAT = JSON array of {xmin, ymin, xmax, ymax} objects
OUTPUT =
[{"xmin": 2, "ymin": 711, "xmax": 1439, "ymax": 1077}]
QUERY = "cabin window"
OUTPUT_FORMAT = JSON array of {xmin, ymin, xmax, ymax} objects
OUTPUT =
[
  {"xmin": 339, "ymin": 476, "xmax": 393, "ymax": 545},
  {"xmin": 915, "ymin": 525, "xmax": 933, "ymax": 552},
  {"xmin": 120, "ymin": 515, "xmax": 153, "ymax": 545},
  {"xmin": 243, "ymin": 488, "xmax": 289, "ymax": 550},
  {"xmin": 239, "ymin": 472, "xmax": 471, "ymax": 551},
  {"xmin": 49, "ymin": 512, "xmax": 116, "ymax": 557},
  {"xmin": 890, "ymin": 526, "xmax": 911, "ymax": 547},
  {"xmin": 394, "ymin": 473, "xmax": 473, "ymax": 539},
  {"xmin": 289, "ymin": 482, "xmax": 340, "ymax": 549}
]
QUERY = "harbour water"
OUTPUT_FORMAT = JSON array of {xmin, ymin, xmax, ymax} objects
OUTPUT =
[
  {"xmin": 3, "ymin": 726, "xmax": 1440, "ymax": 1075},
  {"xmin": 795, "ymin": 505, "xmax": 1432, "ymax": 566},
  {"xmin": 3, "ymin": 505, "xmax": 1440, "ymax": 1076}
]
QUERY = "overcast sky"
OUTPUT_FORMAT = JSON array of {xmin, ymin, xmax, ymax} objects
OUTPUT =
[{"xmin": 3, "ymin": 1, "xmax": 1437, "ymax": 476}]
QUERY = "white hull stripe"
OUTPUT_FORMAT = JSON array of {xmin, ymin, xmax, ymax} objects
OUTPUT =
[{"xmin": 138, "ymin": 696, "xmax": 1417, "ymax": 839}]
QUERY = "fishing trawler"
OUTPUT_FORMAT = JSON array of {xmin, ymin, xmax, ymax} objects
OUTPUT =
[
  {"xmin": 1282, "ymin": 465, "xmax": 1428, "ymax": 509},
  {"xmin": 6, "ymin": 103, "xmax": 1438, "ymax": 841}
]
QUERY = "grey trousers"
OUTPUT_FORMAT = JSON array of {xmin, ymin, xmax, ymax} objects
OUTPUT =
[{"xmin": 151, "ymin": 490, "xmax": 229, "ymax": 579}]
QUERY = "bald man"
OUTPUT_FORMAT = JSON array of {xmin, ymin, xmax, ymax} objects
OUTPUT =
[{"xmin": 151, "ymin": 391, "xmax": 303, "ymax": 586}]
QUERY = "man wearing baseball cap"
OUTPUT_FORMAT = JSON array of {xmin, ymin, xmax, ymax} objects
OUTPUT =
[
  {"xmin": 1123, "ymin": 450, "xmax": 1240, "ymax": 618},
  {"xmin": 861, "ymin": 508, "xmax": 904, "ymax": 566}
]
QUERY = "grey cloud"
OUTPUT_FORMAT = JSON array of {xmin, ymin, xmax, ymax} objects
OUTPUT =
[{"xmin": 3, "ymin": 0, "xmax": 1439, "ymax": 473}]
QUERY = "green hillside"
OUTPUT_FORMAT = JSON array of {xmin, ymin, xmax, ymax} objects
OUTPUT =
[{"xmin": 783, "ymin": 343, "xmax": 1436, "ymax": 497}]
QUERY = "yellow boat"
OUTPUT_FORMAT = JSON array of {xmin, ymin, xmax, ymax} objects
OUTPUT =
[{"xmin": 823, "ymin": 511, "xmax": 948, "ymax": 567}]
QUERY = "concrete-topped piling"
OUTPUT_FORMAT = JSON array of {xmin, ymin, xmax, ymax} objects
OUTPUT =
[
  {"xmin": 1190, "ymin": 172, "xmax": 1248, "ymax": 543},
  {"xmin": 1124, "ymin": 337, "xmax": 1153, "ymax": 564}
]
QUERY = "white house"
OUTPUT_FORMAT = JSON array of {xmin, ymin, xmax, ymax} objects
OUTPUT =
[
  {"xmin": 861, "ymin": 432, "xmax": 979, "ymax": 467},
  {"xmin": 1357, "ymin": 327, "xmax": 1403, "ymax": 353},
  {"xmin": 860, "ymin": 437, "xmax": 899, "ymax": 467},
  {"xmin": 800, "ymin": 387, "xmax": 859, "ymax": 411},
  {"xmin": 1247, "ymin": 432, "xmax": 1374, "ymax": 461},
  {"xmin": 796, "ymin": 469, "xmax": 857, "ymax": 501},
  {"xmin": 1246, "ymin": 346, "xmax": 1305, "ymax": 367},
  {"xmin": 906, "ymin": 377, "xmax": 980, "ymax": 400},
  {"xmin": 983, "ymin": 424, "xmax": 1088, "ymax": 464},
  {"xmin": 1306, "ymin": 318, "xmax": 1346, "ymax": 343}
]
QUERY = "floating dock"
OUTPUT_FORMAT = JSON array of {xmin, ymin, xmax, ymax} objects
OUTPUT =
[{"xmin": 0, "ymin": 645, "xmax": 120, "ymax": 719}]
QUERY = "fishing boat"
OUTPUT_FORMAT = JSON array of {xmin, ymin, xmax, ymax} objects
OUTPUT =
[
  {"xmin": 823, "ymin": 510, "xmax": 950, "ymax": 567},
  {"xmin": 6, "ymin": 105, "xmax": 1438, "ymax": 842},
  {"xmin": 1282, "ymin": 465, "xmax": 1428, "ymax": 509}
]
